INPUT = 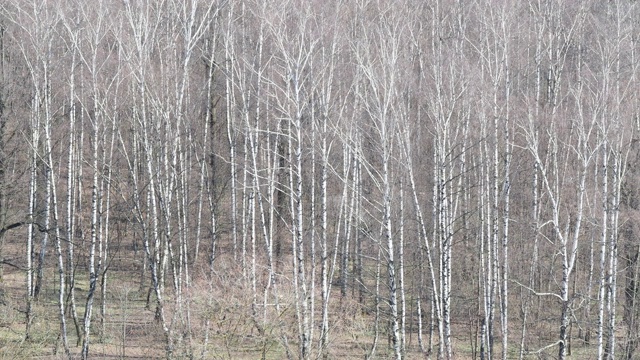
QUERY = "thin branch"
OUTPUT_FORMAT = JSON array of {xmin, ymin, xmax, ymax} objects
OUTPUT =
[{"xmin": 510, "ymin": 279, "xmax": 563, "ymax": 302}]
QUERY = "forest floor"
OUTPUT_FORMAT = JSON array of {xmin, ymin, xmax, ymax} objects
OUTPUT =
[{"xmin": 0, "ymin": 234, "xmax": 603, "ymax": 359}]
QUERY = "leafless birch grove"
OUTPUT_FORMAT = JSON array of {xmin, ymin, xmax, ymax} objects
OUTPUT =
[{"xmin": 0, "ymin": 0, "xmax": 640, "ymax": 359}]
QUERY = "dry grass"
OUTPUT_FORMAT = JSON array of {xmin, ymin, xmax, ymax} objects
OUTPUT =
[{"xmin": 0, "ymin": 233, "xmax": 606, "ymax": 360}]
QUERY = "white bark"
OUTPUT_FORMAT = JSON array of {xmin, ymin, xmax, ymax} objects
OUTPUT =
[{"xmin": 40, "ymin": 35, "xmax": 69, "ymax": 354}]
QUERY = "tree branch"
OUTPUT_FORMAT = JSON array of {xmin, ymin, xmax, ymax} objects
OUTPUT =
[
  {"xmin": 510, "ymin": 279, "xmax": 563, "ymax": 302},
  {"xmin": 0, "ymin": 221, "xmax": 26, "ymax": 236}
]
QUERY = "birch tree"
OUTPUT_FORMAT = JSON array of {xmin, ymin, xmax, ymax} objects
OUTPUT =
[
  {"xmin": 6, "ymin": 0, "xmax": 56, "ymax": 341},
  {"xmin": 269, "ymin": 6, "xmax": 317, "ymax": 356},
  {"xmin": 351, "ymin": 6, "xmax": 406, "ymax": 358}
]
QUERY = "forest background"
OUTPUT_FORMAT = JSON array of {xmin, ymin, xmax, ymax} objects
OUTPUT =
[{"xmin": 0, "ymin": 0, "xmax": 638, "ymax": 359}]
